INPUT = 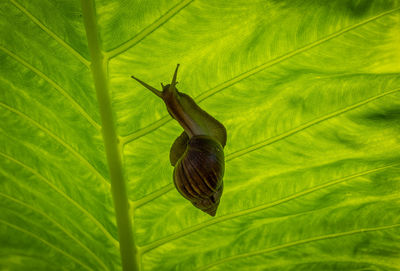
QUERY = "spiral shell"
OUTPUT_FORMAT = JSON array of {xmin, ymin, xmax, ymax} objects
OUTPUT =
[{"xmin": 173, "ymin": 135, "xmax": 224, "ymax": 216}]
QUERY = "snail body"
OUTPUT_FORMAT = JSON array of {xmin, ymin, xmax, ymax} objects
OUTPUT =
[{"xmin": 132, "ymin": 64, "xmax": 226, "ymax": 216}]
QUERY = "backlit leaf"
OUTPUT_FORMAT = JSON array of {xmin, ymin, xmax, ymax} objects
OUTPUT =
[{"xmin": 1, "ymin": 0, "xmax": 399, "ymax": 270}]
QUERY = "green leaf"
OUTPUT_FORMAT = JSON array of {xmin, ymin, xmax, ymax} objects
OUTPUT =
[{"xmin": 1, "ymin": 0, "xmax": 400, "ymax": 270}]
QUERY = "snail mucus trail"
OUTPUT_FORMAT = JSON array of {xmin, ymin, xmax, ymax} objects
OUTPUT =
[{"xmin": 131, "ymin": 64, "xmax": 227, "ymax": 216}]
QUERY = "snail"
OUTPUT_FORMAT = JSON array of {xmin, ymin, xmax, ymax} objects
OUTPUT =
[{"xmin": 131, "ymin": 64, "xmax": 227, "ymax": 216}]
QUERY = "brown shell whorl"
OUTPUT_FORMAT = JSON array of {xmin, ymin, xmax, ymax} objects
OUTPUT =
[{"xmin": 173, "ymin": 135, "xmax": 224, "ymax": 216}]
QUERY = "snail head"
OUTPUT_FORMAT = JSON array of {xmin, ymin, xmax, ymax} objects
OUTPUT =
[{"xmin": 131, "ymin": 64, "xmax": 180, "ymax": 99}]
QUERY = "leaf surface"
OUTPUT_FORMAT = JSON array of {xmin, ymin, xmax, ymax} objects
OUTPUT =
[{"xmin": 1, "ymin": 0, "xmax": 400, "ymax": 270}]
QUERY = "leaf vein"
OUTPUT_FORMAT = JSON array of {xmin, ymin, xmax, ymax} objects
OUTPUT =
[
  {"xmin": 133, "ymin": 87, "xmax": 400, "ymax": 207},
  {"xmin": 133, "ymin": 182, "xmax": 175, "ymax": 209},
  {"xmin": 195, "ymin": 223, "xmax": 400, "ymax": 271},
  {"xmin": 139, "ymin": 163, "xmax": 398, "ymax": 253},
  {"xmin": 0, "ymin": 45, "xmax": 101, "ymax": 131},
  {"xmin": 81, "ymin": 1, "xmax": 139, "ymax": 269},
  {"xmin": 9, "ymin": 0, "xmax": 90, "ymax": 67},
  {"xmin": 120, "ymin": 116, "xmax": 169, "ymax": 145},
  {"xmin": 0, "ymin": 192, "xmax": 110, "ymax": 271},
  {"xmin": 0, "ymin": 219, "xmax": 94, "ymax": 271},
  {"xmin": 0, "ymin": 102, "xmax": 108, "ymax": 186},
  {"xmin": 226, "ymin": 87, "xmax": 400, "ymax": 161},
  {"xmin": 107, "ymin": 0, "xmax": 194, "ymax": 59},
  {"xmin": 194, "ymin": 7, "xmax": 400, "ymax": 103},
  {"xmin": 120, "ymin": 7, "xmax": 400, "ymax": 145},
  {"xmin": 0, "ymin": 151, "xmax": 119, "ymax": 247},
  {"xmin": 0, "ymin": 253, "xmax": 68, "ymax": 270}
]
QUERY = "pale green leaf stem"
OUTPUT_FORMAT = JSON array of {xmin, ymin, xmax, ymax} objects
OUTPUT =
[{"xmin": 81, "ymin": 0, "xmax": 138, "ymax": 270}]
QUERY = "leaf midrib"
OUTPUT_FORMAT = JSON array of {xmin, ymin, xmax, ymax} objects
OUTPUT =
[{"xmin": 81, "ymin": 1, "xmax": 138, "ymax": 270}]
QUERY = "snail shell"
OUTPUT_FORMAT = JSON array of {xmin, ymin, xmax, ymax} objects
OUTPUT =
[
  {"xmin": 132, "ymin": 64, "xmax": 226, "ymax": 216},
  {"xmin": 173, "ymin": 135, "xmax": 224, "ymax": 216}
]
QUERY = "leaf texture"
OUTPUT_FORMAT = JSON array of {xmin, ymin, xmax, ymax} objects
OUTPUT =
[{"xmin": 1, "ymin": 0, "xmax": 400, "ymax": 270}]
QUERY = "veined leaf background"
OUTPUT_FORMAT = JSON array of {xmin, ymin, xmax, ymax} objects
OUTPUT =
[{"xmin": 1, "ymin": 0, "xmax": 400, "ymax": 270}]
